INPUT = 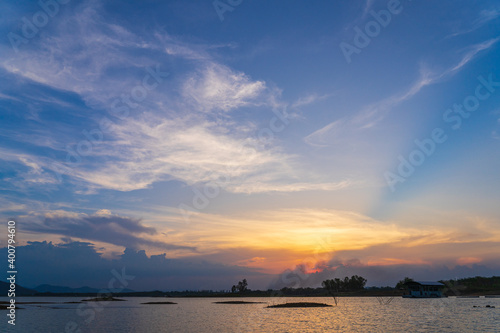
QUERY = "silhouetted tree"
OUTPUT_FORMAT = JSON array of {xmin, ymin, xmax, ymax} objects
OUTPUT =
[
  {"xmin": 322, "ymin": 275, "xmax": 367, "ymax": 293},
  {"xmin": 238, "ymin": 279, "xmax": 248, "ymax": 292},
  {"xmin": 440, "ymin": 276, "xmax": 500, "ymax": 295},
  {"xmin": 231, "ymin": 279, "xmax": 248, "ymax": 293},
  {"xmin": 395, "ymin": 277, "xmax": 414, "ymax": 289}
]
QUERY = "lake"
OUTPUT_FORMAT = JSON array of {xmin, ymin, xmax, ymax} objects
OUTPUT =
[{"xmin": 1, "ymin": 296, "xmax": 499, "ymax": 332}]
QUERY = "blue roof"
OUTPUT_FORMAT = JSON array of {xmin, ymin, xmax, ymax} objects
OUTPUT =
[{"xmin": 412, "ymin": 281, "xmax": 445, "ymax": 286}]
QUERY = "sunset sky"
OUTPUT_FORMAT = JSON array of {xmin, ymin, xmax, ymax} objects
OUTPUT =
[{"xmin": 1, "ymin": 0, "xmax": 500, "ymax": 291}]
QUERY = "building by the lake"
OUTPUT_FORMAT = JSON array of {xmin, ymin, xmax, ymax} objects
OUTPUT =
[{"xmin": 402, "ymin": 281, "xmax": 445, "ymax": 298}]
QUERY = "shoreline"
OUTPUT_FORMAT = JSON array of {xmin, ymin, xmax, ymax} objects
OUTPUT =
[{"xmin": 6, "ymin": 291, "xmax": 500, "ymax": 298}]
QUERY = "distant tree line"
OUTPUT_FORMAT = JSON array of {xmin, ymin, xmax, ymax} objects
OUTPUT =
[
  {"xmin": 278, "ymin": 287, "xmax": 329, "ymax": 296},
  {"xmin": 223, "ymin": 275, "xmax": 500, "ymax": 298},
  {"xmin": 322, "ymin": 275, "xmax": 367, "ymax": 293},
  {"xmin": 441, "ymin": 276, "xmax": 500, "ymax": 293}
]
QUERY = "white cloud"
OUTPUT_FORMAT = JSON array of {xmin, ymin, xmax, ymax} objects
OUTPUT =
[
  {"xmin": 66, "ymin": 115, "xmax": 291, "ymax": 192},
  {"xmin": 183, "ymin": 64, "xmax": 266, "ymax": 113},
  {"xmin": 447, "ymin": 7, "xmax": 500, "ymax": 38},
  {"xmin": 448, "ymin": 37, "xmax": 500, "ymax": 74},
  {"xmin": 1, "ymin": 4, "xmax": 165, "ymax": 110},
  {"xmin": 304, "ymin": 119, "xmax": 346, "ymax": 147},
  {"xmin": 227, "ymin": 180, "xmax": 352, "ymax": 194},
  {"xmin": 291, "ymin": 93, "xmax": 331, "ymax": 109},
  {"xmin": 0, "ymin": 148, "xmax": 60, "ymax": 188},
  {"xmin": 34, "ymin": 112, "xmax": 349, "ymax": 194},
  {"xmin": 0, "ymin": 1, "xmax": 354, "ymax": 195}
]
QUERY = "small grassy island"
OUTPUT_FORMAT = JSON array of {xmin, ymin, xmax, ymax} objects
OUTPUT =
[
  {"xmin": 213, "ymin": 301, "xmax": 265, "ymax": 304},
  {"xmin": 267, "ymin": 302, "xmax": 332, "ymax": 308},
  {"xmin": 0, "ymin": 302, "xmax": 23, "ymax": 310},
  {"xmin": 82, "ymin": 297, "xmax": 126, "ymax": 302}
]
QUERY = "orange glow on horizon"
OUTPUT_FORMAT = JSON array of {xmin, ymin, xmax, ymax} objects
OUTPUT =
[
  {"xmin": 457, "ymin": 257, "xmax": 482, "ymax": 266},
  {"xmin": 365, "ymin": 258, "xmax": 431, "ymax": 266}
]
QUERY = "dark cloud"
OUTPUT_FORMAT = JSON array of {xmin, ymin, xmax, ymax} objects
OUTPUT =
[
  {"xmin": 0, "ymin": 241, "xmax": 269, "ymax": 291},
  {"xmin": 267, "ymin": 241, "xmax": 500, "ymax": 289},
  {"xmin": 269, "ymin": 258, "xmax": 500, "ymax": 289},
  {"xmin": 22, "ymin": 213, "xmax": 195, "ymax": 252}
]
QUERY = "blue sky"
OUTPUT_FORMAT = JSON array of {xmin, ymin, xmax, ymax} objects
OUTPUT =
[{"xmin": 1, "ymin": 0, "xmax": 500, "ymax": 290}]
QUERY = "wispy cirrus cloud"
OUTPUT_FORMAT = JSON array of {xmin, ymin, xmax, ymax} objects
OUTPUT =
[
  {"xmin": 446, "ymin": 7, "xmax": 500, "ymax": 39},
  {"xmin": 0, "ymin": 0, "xmax": 347, "ymax": 195},
  {"xmin": 64, "ymin": 115, "xmax": 291, "ymax": 192},
  {"xmin": 0, "ymin": 148, "xmax": 60, "ymax": 191},
  {"xmin": 227, "ymin": 180, "xmax": 352, "ymax": 194},
  {"xmin": 39, "ymin": 113, "xmax": 346, "ymax": 194},
  {"xmin": 304, "ymin": 119, "xmax": 347, "ymax": 147},
  {"xmin": 183, "ymin": 63, "xmax": 266, "ymax": 113},
  {"xmin": 448, "ymin": 37, "xmax": 500, "ymax": 74},
  {"xmin": 291, "ymin": 93, "xmax": 332, "ymax": 109},
  {"xmin": 305, "ymin": 38, "xmax": 500, "ymax": 147}
]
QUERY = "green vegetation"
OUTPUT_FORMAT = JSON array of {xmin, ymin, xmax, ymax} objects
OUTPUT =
[
  {"xmin": 6, "ymin": 275, "xmax": 500, "ymax": 299},
  {"xmin": 81, "ymin": 297, "xmax": 126, "ymax": 302},
  {"xmin": 395, "ymin": 277, "xmax": 415, "ymax": 289},
  {"xmin": 321, "ymin": 275, "xmax": 368, "ymax": 305},
  {"xmin": 394, "ymin": 276, "xmax": 500, "ymax": 296},
  {"xmin": 322, "ymin": 275, "xmax": 367, "ymax": 292},
  {"xmin": 440, "ymin": 276, "xmax": 500, "ymax": 295}
]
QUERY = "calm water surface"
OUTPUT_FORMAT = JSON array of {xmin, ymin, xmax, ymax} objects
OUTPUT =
[{"xmin": 1, "ymin": 296, "xmax": 499, "ymax": 332}]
